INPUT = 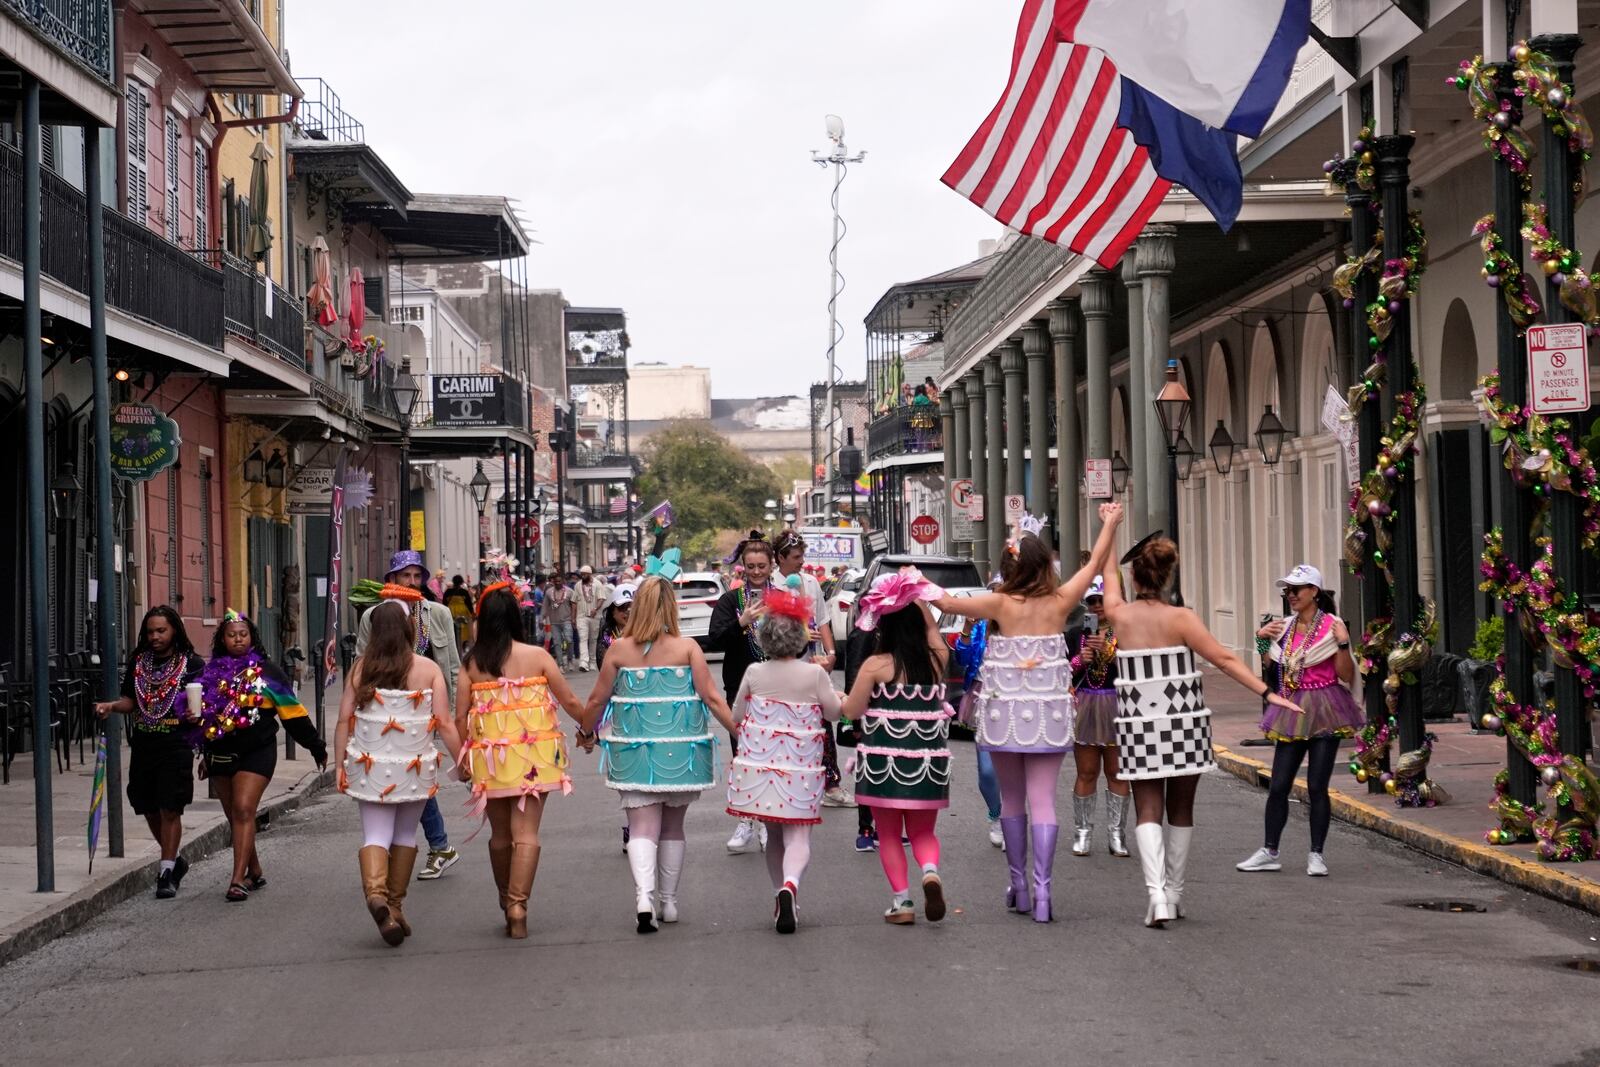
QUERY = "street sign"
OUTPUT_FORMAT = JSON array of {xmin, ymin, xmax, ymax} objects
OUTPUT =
[
  {"xmin": 1085, "ymin": 458, "xmax": 1112, "ymax": 499},
  {"xmin": 967, "ymin": 493, "xmax": 984, "ymax": 521},
  {"xmin": 1320, "ymin": 385, "xmax": 1361, "ymax": 489},
  {"xmin": 432, "ymin": 374, "xmax": 515, "ymax": 428},
  {"xmin": 1004, "ymin": 494, "xmax": 1025, "ymax": 524},
  {"xmin": 496, "ymin": 498, "xmax": 543, "ymax": 516},
  {"xmin": 1527, "ymin": 323, "xmax": 1591, "ymax": 414},
  {"xmin": 909, "ymin": 514, "xmax": 940, "ymax": 545},
  {"xmin": 951, "ymin": 478, "xmax": 974, "ymax": 512}
]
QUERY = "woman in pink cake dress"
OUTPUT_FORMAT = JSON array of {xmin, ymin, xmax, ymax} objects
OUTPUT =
[{"xmin": 1235, "ymin": 564, "xmax": 1361, "ymax": 879}]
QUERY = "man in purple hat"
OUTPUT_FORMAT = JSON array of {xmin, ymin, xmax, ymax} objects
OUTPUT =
[{"xmin": 355, "ymin": 549, "xmax": 463, "ymax": 880}]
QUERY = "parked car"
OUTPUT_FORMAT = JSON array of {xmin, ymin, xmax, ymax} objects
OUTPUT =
[
  {"xmin": 841, "ymin": 555, "xmax": 985, "ymax": 696},
  {"xmin": 672, "ymin": 572, "xmax": 726, "ymax": 654},
  {"xmin": 827, "ymin": 568, "xmax": 866, "ymax": 644}
]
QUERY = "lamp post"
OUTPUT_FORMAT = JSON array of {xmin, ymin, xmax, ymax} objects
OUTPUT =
[
  {"xmin": 1109, "ymin": 451, "xmax": 1131, "ymax": 495},
  {"xmin": 393, "ymin": 356, "xmax": 420, "ymax": 548},
  {"xmin": 50, "ymin": 463, "xmax": 82, "ymax": 520},
  {"xmin": 1254, "ymin": 404, "xmax": 1290, "ymax": 466},
  {"xmin": 469, "ymin": 460, "xmax": 491, "ymax": 581},
  {"xmin": 1152, "ymin": 358, "xmax": 1192, "ymax": 602},
  {"xmin": 1208, "ymin": 419, "xmax": 1237, "ymax": 476},
  {"xmin": 765, "ymin": 498, "xmax": 779, "ymax": 524},
  {"xmin": 242, "ymin": 446, "xmax": 266, "ymax": 484},
  {"xmin": 813, "ymin": 115, "xmax": 867, "ymax": 525},
  {"xmin": 1173, "ymin": 433, "xmax": 1198, "ymax": 482}
]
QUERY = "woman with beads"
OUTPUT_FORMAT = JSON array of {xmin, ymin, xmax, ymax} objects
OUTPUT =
[
  {"xmin": 1236, "ymin": 564, "xmax": 1361, "ymax": 878},
  {"xmin": 707, "ymin": 530, "xmax": 777, "ymax": 854},
  {"xmin": 1066, "ymin": 577, "xmax": 1132, "ymax": 858},
  {"xmin": 94, "ymin": 606, "xmax": 206, "ymax": 899},
  {"xmin": 1100, "ymin": 537, "xmax": 1302, "ymax": 928},
  {"xmin": 457, "ymin": 582, "xmax": 587, "ymax": 938},
  {"xmin": 582, "ymin": 574, "xmax": 736, "ymax": 933},
  {"xmin": 933, "ymin": 505, "xmax": 1125, "ymax": 923},
  {"xmin": 335, "ymin": 600, "xmax": 463, "ymax": 945},
  {"xmin": 191, "ymin": 611, "xmax": 327, "ymax": 902}
]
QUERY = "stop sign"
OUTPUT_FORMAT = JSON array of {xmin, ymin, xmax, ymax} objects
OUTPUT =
[{"xmin": 909, "ymin": 514, "xmax": 940, "ymax": 545}]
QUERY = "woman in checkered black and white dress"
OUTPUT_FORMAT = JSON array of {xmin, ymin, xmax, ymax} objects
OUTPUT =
[{"xmin": 1099, "ymin": 535, "xmax": 1302, "ymax": 930}]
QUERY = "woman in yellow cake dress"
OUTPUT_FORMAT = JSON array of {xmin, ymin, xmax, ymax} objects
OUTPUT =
[{"xmin": 456, "ymin": 581, "xmax": 588, "ymax": 938}]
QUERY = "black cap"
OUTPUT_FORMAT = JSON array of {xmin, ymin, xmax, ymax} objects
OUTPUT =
[{"xmin": 1120, "ymin": 529, "xmax": 1165, "ymax": 566}]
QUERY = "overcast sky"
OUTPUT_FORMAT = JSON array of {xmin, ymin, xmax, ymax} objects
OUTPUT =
[{"xmin": 287, "ymin": 1, "xmax": 1012, "ymax": 398}]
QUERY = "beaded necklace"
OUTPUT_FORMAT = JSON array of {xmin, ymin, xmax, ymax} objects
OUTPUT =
[
  {"xmin": 1278, "ymin": 611, "xmax": 1325, "ymax": 694},
  {"xmin": 410, "ymin": 601, "xmax": 431, "ymax": 654},
  {"xmin": 1083, "ymin": 630, "xmax": 1118, "ymax": 689},
  {"xmin": 133, "ymin": 651, "xmax": 187, "ymax": 729},
  {"xmin": 735, "ymin": 583, "xmax": 768, "ymax": 663}
]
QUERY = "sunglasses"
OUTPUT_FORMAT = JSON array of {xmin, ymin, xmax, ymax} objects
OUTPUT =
[{"xmin": 1283, "ymin": 584, "xmax": 1313, "ymax": 595}]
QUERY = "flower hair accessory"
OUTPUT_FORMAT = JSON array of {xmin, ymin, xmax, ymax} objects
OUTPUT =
[
  {"xmin": 762, "ymin": 580, "xmax": 813, "ymax": 623},
  {"xmin": 476, "ymin": 579, "xmax": 526, "ymax": 615},
  {"xmin": 855, "ymin": 567, "xmax": 944, "ymax": 631}
]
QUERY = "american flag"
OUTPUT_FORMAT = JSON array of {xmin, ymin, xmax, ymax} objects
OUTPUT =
[
  {"xmin": 942, "ymin": 0, "xmax": 1172, "ymax": 268},
  {"xmin": 609, "ymin": 496, "xmax": 628, "ymax": 515}
]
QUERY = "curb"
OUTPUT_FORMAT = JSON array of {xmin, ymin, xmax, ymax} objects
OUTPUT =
[
  {"xmin": 0, "ymin": 765, "xmax": 334, "ymax": 970},
  {"xmin": 1212, "ymin": 744, "xmax": 1600, "ymax": 918}
]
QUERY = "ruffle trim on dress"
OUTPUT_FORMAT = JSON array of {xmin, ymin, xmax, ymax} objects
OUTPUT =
[
  {"xmin": 724, "ymin": 808, "xmax": 821, "ymax": 826},
  {"xmin": 870, "ymin": 683, "xmax": 948, "ymax": 700}
]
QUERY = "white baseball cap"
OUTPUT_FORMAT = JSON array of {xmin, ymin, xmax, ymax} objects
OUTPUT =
[
  {"xmin": 1084, "ymin": 576, "xmax": 1106, "ymax": 601},
  {"xmin": 1275, "ymin": 564, "xmax": 1325, "ymax": 590},
  {"xmin": 608, "ymin": 583, "xmax": 637, "ymax": 608}
]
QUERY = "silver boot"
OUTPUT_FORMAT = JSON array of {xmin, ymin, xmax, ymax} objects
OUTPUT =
[
  {"xmin": 1105, "ymin": 790, "xmax": 1131, "ymax": 857},
  {"xmin": 1070, "ymin": 793, "xmax": 1095, "ymax": 856}
]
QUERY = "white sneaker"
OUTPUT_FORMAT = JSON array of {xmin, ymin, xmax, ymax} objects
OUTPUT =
[
  {"xmin": 1307, "ymin": 852, "xmax": 1329, "ymax": 877},
  {"xmin": 757, "ymin": 822, "xmax": 768, "ymax": 851},
  {"xmin": 988, "ymin": 818, "xmax": 1004, "ymax": 848},
  {"xmin": 726, "ymin": 820, "xmax": 759, "ymax": 854},
  {"xmin": 1236, "ymin": 847, "xmax": 1282, "ymax": 872},
  {"xmin": 821, "ymin": 786, "xmax": 853, "ymax": 807}
]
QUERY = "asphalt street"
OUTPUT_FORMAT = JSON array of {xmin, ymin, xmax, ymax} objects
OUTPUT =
[{"xmin": 3, "ymin": 665, "xmax": 1599, "ymax": 1067}]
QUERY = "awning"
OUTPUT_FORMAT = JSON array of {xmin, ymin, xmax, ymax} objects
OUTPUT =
[
  {"xmin": 288, "ymin": 141, "xmax": 411, "ymax": 217},
  {"xmin": 128, "ymin": 0, "xmax": 301, "ymax": 96},
  {"xmin": 343, "ymin": 194, "xmax": 529, "ymax": 262}
]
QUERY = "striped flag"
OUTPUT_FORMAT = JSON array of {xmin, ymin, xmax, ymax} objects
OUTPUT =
[
  {"xmin": 609, "ymin": 496, "xmax": 628, "ymax": 515},
  {"xmin": 943, "ymin": 0, "xmax": 1309, "ymax": 267}
]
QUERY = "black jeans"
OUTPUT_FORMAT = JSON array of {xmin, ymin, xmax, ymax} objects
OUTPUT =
[{"xmin": 1264, "ymin": 736, "xmax": 1340, "ymax": 852}]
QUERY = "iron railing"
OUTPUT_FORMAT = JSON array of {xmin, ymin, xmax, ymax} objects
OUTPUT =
[
  {"xmin": 295, "ymin": 77, "xmax": 366, "ymax": 144},
  {"xmin": 866, "ymin": 406, "xmax": 943, "ymax": 461},
  {"xmin": 363, "ymin": 358, "xmax": 397, "ymax": 420},
  {"xmin": 571, "ymin": 446, "xmax": 639, "ymax": 473},
  {"xmin": 0, "ymin": 140, "xmax": 223, "ymax": 348},
  {"xmin": 0, "ymin": 0, "xmax": 113, "ymax": 81},
  {"xmin": 221, "ymin": 252, "xmax": 306, "ymax": 367},
  {"xmin": 943, "ymin": 237, "xmax": 1073, "ymax": 375}
]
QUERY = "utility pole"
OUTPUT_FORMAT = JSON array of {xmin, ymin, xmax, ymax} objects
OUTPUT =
[{"xmin": 813, "ymin": 116, "xmax": 865, "ymax": 525}]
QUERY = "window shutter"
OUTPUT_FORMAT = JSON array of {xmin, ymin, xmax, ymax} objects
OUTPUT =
[
  {"xmin": 165, "ymin": 112, "xmax": 180, "ymax": 242},
  {"xmin": 364, "ymin": 273, "xmax": 384, "ymax": 314},
  {"xmin": 41, "ymin": 124, "xmax": 56, "ymax": 172},
  {"xmin": 124, "ymin": 80, "xmax": 149, "ymax": 223},
  {"xmin": 193, "ymin": 150, "xmax": 209, "ymax": 252}
]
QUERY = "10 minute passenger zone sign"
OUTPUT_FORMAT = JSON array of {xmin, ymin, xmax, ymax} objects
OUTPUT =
[{"xmin": 1527, "ymin": 323, "xmax": 1591, "ymax": 415}]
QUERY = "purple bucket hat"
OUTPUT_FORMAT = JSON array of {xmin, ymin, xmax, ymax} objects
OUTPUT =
[{"xmin": 385, "ymin": 549, "xmax": 426, "ymax": 580}]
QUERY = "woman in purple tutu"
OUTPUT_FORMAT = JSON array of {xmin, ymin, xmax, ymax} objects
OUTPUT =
[{"xmin": 1236, "ymin": 564, "xmax": 1361, "ymax": 879}]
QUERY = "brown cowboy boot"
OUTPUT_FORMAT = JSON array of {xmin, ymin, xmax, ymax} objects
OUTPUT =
[
  {"xmin": 358, "ymin": 846, "xmax": 403, "ymax": 947},
  {"xmin": 504, "ymin": 842, "xmax": 541, "ymax": 939},
  {"xmin": 386, "ymin": 845, "xmax": 418, "ymax": 938},
  {"xmin": 488, "ymin": 841, "xmax": 513, "ymax": 912}
]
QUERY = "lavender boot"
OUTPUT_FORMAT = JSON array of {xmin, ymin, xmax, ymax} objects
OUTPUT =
[
  {"xmin": 1030, "ymin": 824, "xmax": 1059, "ymax": 923},
  {"xmin": 999, "ymin": 815, "xmax": 1031, "ymax": 912}
]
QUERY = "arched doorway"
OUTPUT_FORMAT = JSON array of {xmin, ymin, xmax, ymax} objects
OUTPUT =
[
  {"xmin": 1201, "ymin": 340, "xmax": 1240, "ymax": 645},
  {"xmin": 1431, "ymin": 297, "xmax": 1491, "ymax": 653}
]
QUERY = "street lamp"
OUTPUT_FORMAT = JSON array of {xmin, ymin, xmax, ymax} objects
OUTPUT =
[
  {"xmin": 470, "ymin": 460, "xmax": 491, "ymax": 580},
  {"xmin": 51, "ymin": 463, "xmax": 82, "ymax": 520},
  {"xmin": 242, "ymin": 446, "xmax": 266, "ymax": 484},
  {"xmin": 1255, "ymin": 404, "xmax": 1290, "ymax": 466},
  {"xmin": 394, "ymin": 356, "xmax": 421, "ymax": 548},
  {"xmin": 1208, "ymin": 420, "xmax": 1237, "ymax": 476},
  {"xmin": 264, "ymin": 449, "xmax": 287, "ymax": 489},
  {"xmin": 1151, "ymin": 358, "xmax": 1192, "ymax": 603},
  {"xmin": 765, "ymin": 497, "xmax": 779, "ymax": 523},
  {"xmin": 1110, "ymin": 451, "xmax": 1131, "ymax": 494},
  {"xmin": 1173, "ymin": 433, "xmax": 1198, "ymax": 482}
]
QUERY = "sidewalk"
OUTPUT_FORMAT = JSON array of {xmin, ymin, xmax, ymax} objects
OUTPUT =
[
  {"xmin": 1202, "ymin": 668, "xmax": 1600, "ymax": 915},
  {"xmin": 0, "ymin": 703, "xmax": 336, "ymax": 967}
]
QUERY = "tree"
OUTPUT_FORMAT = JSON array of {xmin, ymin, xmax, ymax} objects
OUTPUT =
[{"xmin": 636, "ymin": 422, "xmax": 782, "ymax": 564}]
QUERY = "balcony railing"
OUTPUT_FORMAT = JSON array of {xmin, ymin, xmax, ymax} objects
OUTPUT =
[
  {"xmin": 579, "ymin": 502, "xmax": 635, "ymax": 524},
  {"xmin": 222, "ymin": 252, "xmax": 306, "ymax": 367},
  {"xmin": 363, "ymin": 358, "xmax": 398, "ymax": 421},
  {"xmin": 1, "ymin": 0, "xmax": 113, "ymax": 80},
  {"xmin": 571, "ymin": 446, "xmax": 639, "ymax": 473},
  {"xmin": 866, "ymin": 406, "xmax": 943, "ymax": 461},
  {"xmin": 0, "ymin": 140, "xmax": 223, "ymax": 348}
]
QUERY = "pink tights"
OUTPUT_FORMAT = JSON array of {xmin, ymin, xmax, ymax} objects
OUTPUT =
[
  {"xmin": 869, "ymin": 808, "xmax": 941, "ymax": 894},
  {"xmin": 989, "ymin": 751, "xmax": 1066, "ymax": 825}
]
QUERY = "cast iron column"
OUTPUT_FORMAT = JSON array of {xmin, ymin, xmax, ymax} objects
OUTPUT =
[
  {"xmin": 949, "ymin": 382, "xmax": 970, "ymax": 559},
  {"xmin": 1138, "ymin": 225, "xmax": 1178, "ymax": 534},
  {"xmin": 983, "ymin": 356, "xmax": 1006, "ymax": 573},
  {"xmin": 1001, "ymin": 339, "xmax": 1026, "ymax": 507},
  {"xmin": 1023, "ymin": 323, "xmax": 1051, "ymax": 521},
  {"xmin": 966, "ymin": 368, "xmax": 989, "ymax": 575},
  {"xmin": 1121, "ymin": 252, "xmax": 1149, "ymax": 531},
  {"xmin": 1081, "ymin": 270, "xmax": 1114, "ymax": 539},
  {"xmin": 1049, "ymin": 300, "xmax": 1082, "ymax": 554}
]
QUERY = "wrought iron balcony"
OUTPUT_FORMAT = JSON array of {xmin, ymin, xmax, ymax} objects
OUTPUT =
[
  {"xmin": 570, "ymin": 445, "xmax": 640, "ymax": 475},
  {"xmin": 1, "ymin": 0, "xmax": 113, "ymax": 81},
  {"xmin": 866, "ymin": 406, "xmax": 943, "ymax": 461},
  {"xmin": 0, "ymin": 140, "xmax": 223, "ymax": 348},
  {"xmin": 222, "ymin": 252, "xmax": 305, "ymax": 367}
]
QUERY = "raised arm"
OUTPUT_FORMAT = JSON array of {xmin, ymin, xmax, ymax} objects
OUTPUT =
[
  {"xmin": 1179, "ymin": 610, "xmax": 1301, "ymax": 713},
  {"xmin": 1057, "ymin": 502, "xmax": 1124, "ymax": 607},
  {"xmin": 815, "ymin": 663, "xmax": 843, "ymax": 723},
  {"xmin": 933, "ymin": 591, "xmax": 1005, "ymax": 622},
  {"xmin": 539, "ymin": 648, "xmax": 587, "ymax": 725}
]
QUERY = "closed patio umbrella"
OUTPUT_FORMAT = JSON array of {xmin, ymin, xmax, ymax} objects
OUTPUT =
[
  {"xmin": 246, "ymin": 142, "xmax": 272, "ymax": 262},
  {"xmin": 348, "ymin": 266, "xmax": 366, "ymax": 341},
  {"xmin": 306, "ymin": 234, "xmax": 337, "ymax": 327}
]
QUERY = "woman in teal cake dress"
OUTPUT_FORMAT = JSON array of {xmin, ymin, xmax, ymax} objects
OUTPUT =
[{"xmin": 582, "ymin": 561, "xmax": 737, "ymax": 934}]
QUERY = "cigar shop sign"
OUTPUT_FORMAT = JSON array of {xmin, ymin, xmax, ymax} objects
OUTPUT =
[{"xmin": 110, "ymin": 403, "xmax": 182, "ymax": 481}]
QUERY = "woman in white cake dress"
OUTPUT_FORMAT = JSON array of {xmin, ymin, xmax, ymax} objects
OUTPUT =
[
  {"xmin": 582, "ymin": 573, "xmax": 737, "ymax": 935},
  {"xmin": 334, "ymin": 600, "xmax": 463, "ymax": 946},
  {"xmin": 1099, "ymin": 535, "xmax": 1301, "ymax": 929},
  {"xmin": 726, "ymin": 582, "xmax": 842, "ymax": 934},
  {"xmin": 933, "ymin": 503, "xmax": 1125, "ymax": 923}
]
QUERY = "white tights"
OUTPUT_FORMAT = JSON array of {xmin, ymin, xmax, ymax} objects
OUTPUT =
[
  {"xmin": 624, "ymin": 802, "xmax": 688, "ymax": 844},
  {"xmin": 359, "ymin": 800, "xmax": 426, "ymax": 849},
  {"xmin": 763, "ymin": 824, "xmax": 812, "ymax": 891}
]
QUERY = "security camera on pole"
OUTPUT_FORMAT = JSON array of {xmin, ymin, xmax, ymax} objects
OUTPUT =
[{"xmin": 813, "ymin": 115, "xmax": 865, "ymax": 525}]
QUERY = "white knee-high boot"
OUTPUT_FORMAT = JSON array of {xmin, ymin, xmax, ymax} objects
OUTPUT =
[
  {"xmin": 1134, "ymin": 823, "xmax": 1173, "ymax": 928},
  {"xmin": 656, "ymin": 839, "xmax": 685, "ymax": 923},
  {"xmin": 1164, "ymin": 825, "xmax": 1193, "ymax": 919},
  {"xmin": 626, "ymin": 838, "xmax": 658, "ymax": 934}
]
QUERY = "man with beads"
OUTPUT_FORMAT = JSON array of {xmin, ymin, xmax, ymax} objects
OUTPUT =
[{"xmin": 355, "ymin": 549, "xmax": 464, "ymax": 880}]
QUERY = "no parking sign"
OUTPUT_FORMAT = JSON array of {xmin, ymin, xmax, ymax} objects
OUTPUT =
[{"xmin": 1527, "ymin": 323, "xmax": 1590, "ymax": 415}]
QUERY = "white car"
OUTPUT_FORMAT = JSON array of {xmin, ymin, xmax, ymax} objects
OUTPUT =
[
  {"xmin": 673, "ymin": 572, "xmax": 726, "ymax": 653},
  {"xmin": 828, "ymin": 568, "xmax": 866, "ymax": 644}
]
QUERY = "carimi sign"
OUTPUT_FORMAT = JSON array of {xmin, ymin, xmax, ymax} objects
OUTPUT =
[{"xmin": 431, "ymin": 374, "xmax": 513, "ymax": 427}]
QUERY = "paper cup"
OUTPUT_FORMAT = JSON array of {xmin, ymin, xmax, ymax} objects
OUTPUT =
[{"xmin": 185, "ymin": 682, "xmax": 203, "ymax": 719}]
